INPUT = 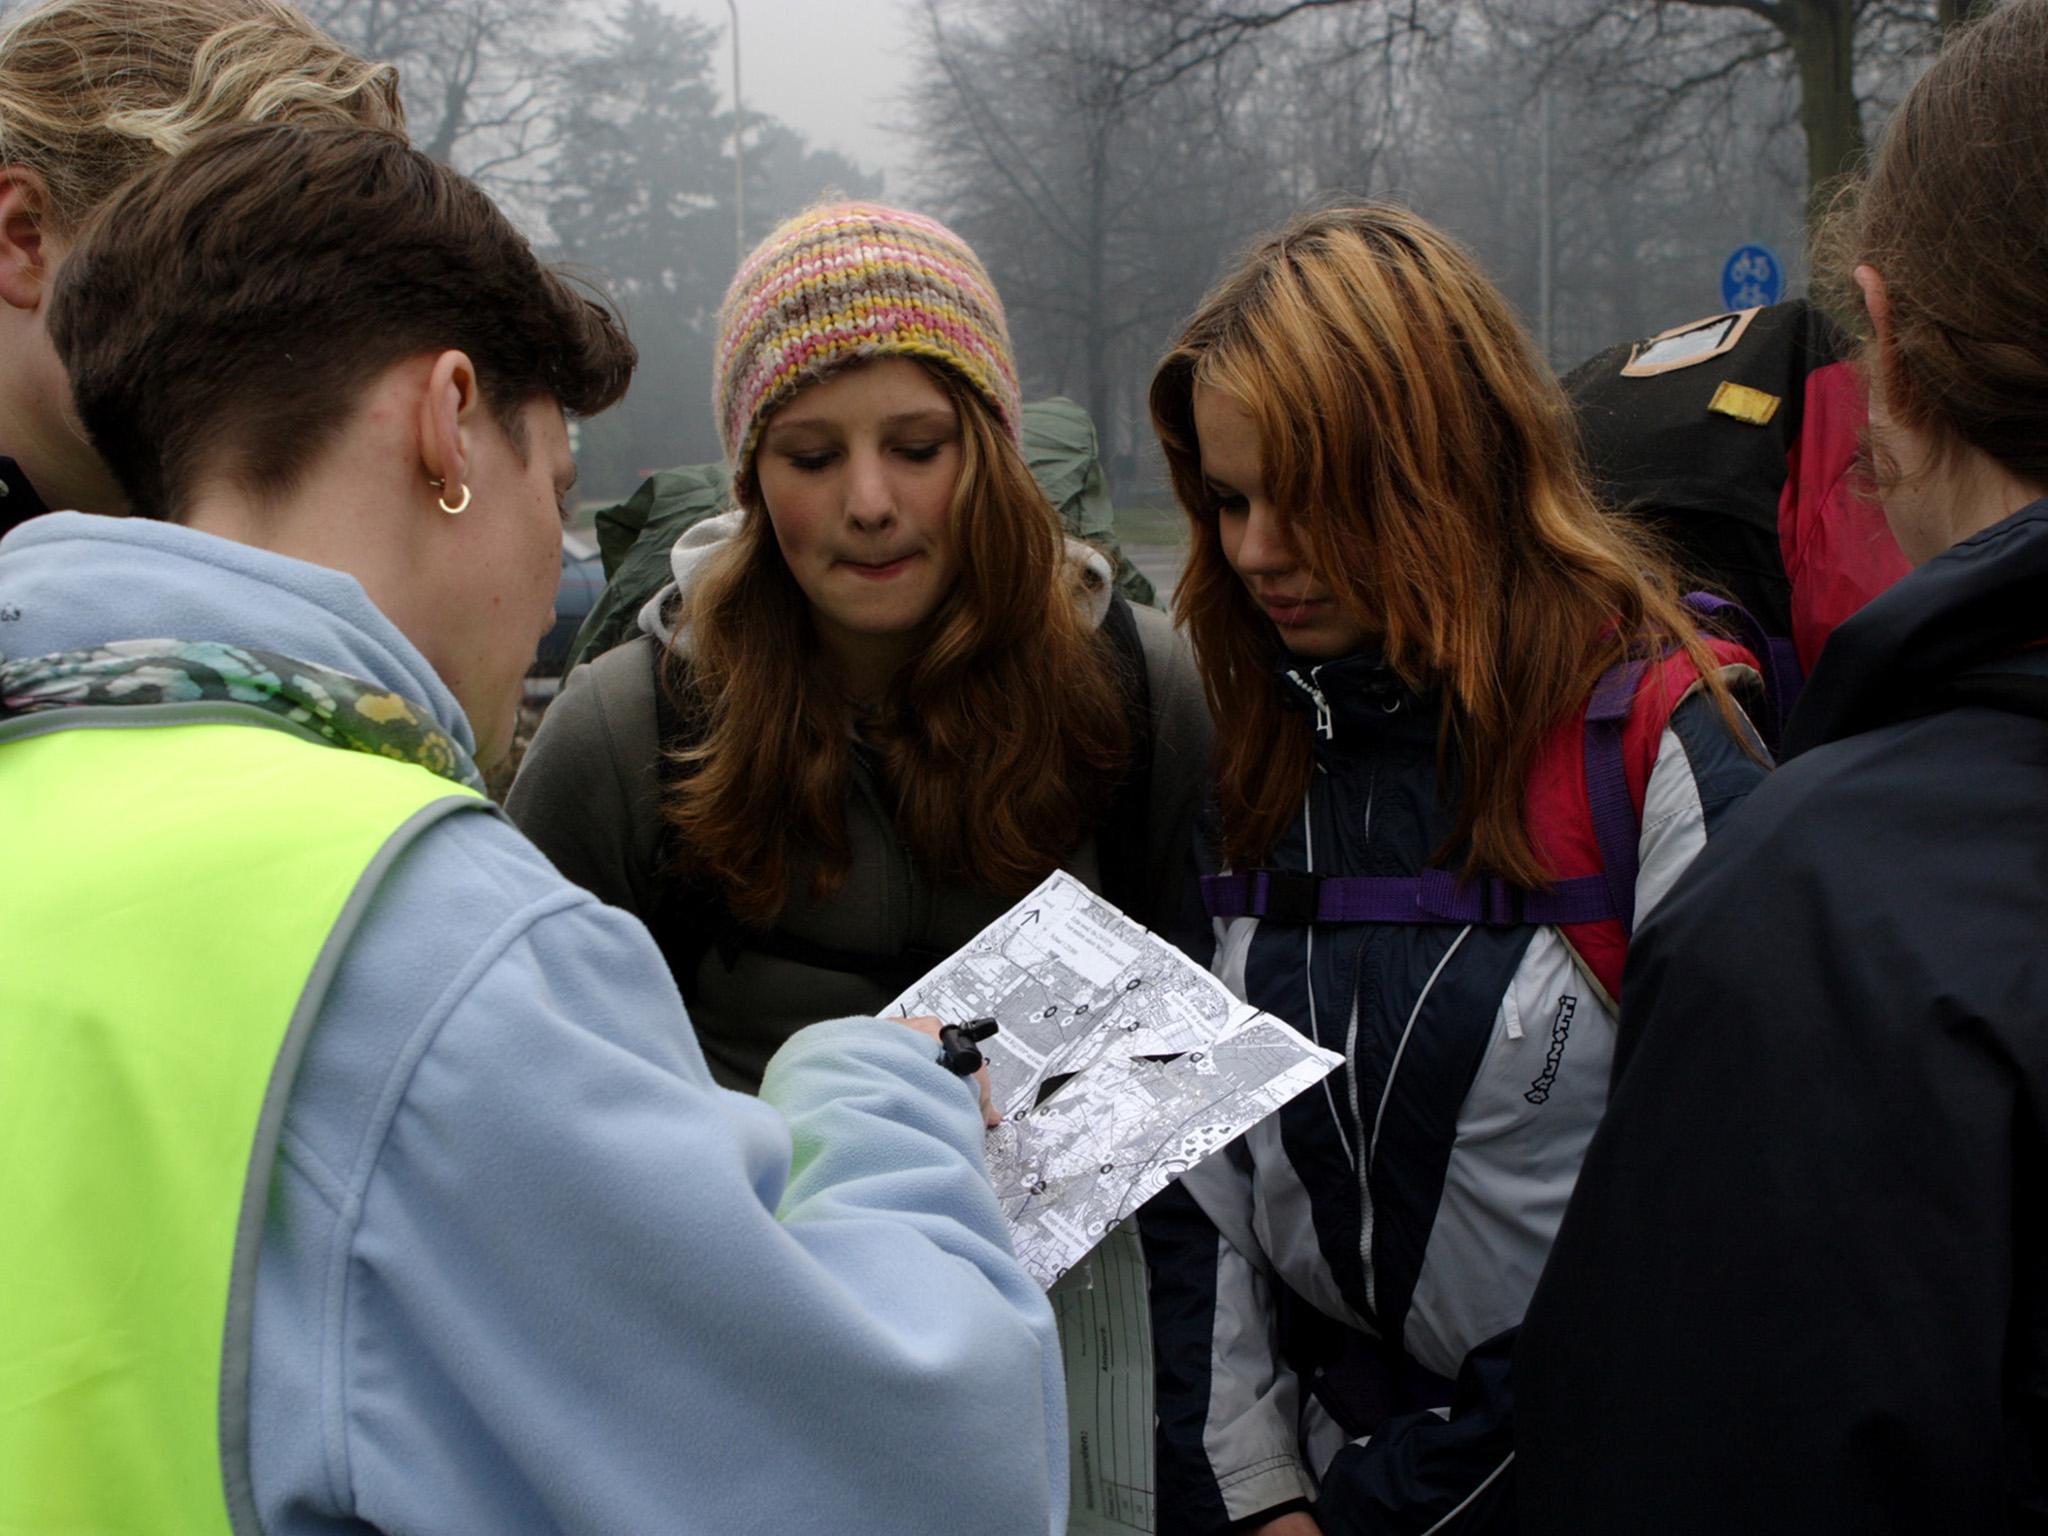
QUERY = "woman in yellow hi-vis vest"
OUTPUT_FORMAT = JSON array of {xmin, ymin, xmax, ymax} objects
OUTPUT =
[{"xmin": 0, "ymin": 126, "xmax": 1066, "ymax": 1534}]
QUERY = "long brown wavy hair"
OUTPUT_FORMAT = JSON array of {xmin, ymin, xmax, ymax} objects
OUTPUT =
[
  {"xmin": 1811, "ymin": 0, "xmax": 2048, "ymax": 496},
  {"xmin": 665, "ymin": 363, "xmax": 1131, "ymax": 928},
  {"xmin": 1154, "ymin": 203, "xmax": 1746, "ymax": 884}
]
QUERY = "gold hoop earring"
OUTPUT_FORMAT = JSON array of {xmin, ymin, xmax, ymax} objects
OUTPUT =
[{"xmin": 435, "ymin": 481, "xmax": 471, "ymax": 515}]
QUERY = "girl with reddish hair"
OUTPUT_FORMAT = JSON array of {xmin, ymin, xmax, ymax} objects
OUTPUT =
[{"xmin": 1140, "ymin": 203, "xmax": 1767, "ymax": 1535}]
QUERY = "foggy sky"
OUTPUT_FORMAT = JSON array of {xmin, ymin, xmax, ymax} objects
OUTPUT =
[{"xmin": 661, "ymin": 0, "xmax": 919, "ymax": 195}]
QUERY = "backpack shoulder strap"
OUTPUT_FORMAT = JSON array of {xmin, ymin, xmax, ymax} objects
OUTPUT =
[
  {"xmin": 1199, "ymin": 643, "xmax": 1725, "ymax": 1005},
  {"xmin": 1682, "ymin": 589, "xmax": 1796, "ymax": 749},
  {"xmin": 1580, "ymin": 602, "xmax": 1773, "ymax": 944},
  {"xmin": 643, "ymin": 654, "xmax": 751, "ymax": 991},
  {"xmin": 1556, "ymin": 635, "xmax": 1754, "ymax": 998},
  {"xmin": 1200, "ymin": 658, "xmax": 1649, "ymax": 936},
  {"xmin": 1094, "ymin": 593, "xmax": 1157, "ymax": 919},
  {"xmin": 1581, "ymin": 658, "xmax": 1647, "ymax": 937}
]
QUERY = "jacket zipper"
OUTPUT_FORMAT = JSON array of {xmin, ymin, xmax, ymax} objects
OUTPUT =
[
  {"xmin": 1361, "ymin": 924, "xmax": 1473, "ymax": 1319},
  {"xmin": 1287, "ymin": 664, "xmax": 1335, "ymax": 740},
  {"xmin": 1301, "ymin": 785, "xmax": 1359, "ymax": 1174}
]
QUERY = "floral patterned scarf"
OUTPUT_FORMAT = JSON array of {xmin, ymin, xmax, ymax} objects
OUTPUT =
[{"xmin": 0, "ymin": 638, "xmax": 484, "ymax": 791}]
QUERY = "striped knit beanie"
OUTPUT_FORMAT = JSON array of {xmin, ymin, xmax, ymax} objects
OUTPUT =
[{"xmin": 713, "ymin": 202, "xmax": 1023, "ymax": 480}]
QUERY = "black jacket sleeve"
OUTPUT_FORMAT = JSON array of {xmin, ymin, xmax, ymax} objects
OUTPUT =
[{"xmin": 1315, "ymin": 1331, "xmax": 1517, "ymax": 1536}]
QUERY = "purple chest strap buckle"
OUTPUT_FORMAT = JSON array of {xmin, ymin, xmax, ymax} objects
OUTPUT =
[{"xmin": 1200, "ymin": 868, "xmax": 1624, "ymax": 928}]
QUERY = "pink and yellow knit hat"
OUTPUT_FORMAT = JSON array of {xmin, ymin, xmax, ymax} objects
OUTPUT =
[{"xmin": 713, "ymin": 202, "xmax": 1023, "ymax": 479}]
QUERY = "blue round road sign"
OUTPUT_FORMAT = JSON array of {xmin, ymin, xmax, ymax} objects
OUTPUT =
[{"xmin": 1721, "ymin": 244, "xmax": 1784, "ymax": 310}]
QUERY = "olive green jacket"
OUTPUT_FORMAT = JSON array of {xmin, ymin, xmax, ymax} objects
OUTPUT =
[{"xmin": 509, "ymin": 604, "xmax": 1212, "ymax": 1093}]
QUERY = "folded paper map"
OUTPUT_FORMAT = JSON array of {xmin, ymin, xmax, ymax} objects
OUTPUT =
[{"xmin": 891, "ymin": 870, "xmax": 1341, "ymax": 1288}]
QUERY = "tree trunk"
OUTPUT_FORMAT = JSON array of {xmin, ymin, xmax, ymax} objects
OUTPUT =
[
  {"xmin": 423, "ymin": 76, "xmax": 468, "ymax": 165},
  {"xmin": 1083, "ymin": 127, "xmax": 1113, "ymax": 445},
  {"xmin": 1785, "ymin": 0, "xmax": 1865, "ymax": 227}
]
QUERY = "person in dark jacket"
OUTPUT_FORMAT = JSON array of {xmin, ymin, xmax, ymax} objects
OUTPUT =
[
  {"xmin": 1140, "ymin": 203, "xmax": 1768, "ymax": 1536},
  {"xmin": 0, "ymin": 0, "xmax": 404, "ymax": 537},
  {"xmin": 1515, "ymin": 5, "xmax": 2048, "ymax": 1529}
]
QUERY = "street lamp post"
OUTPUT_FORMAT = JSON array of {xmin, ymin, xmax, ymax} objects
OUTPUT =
[
  {"xmin": 725, "ymin": 0, "xmax": 745, "ymax": 264},
  {"xmin": 1537, "ymin": 83, "xmax": 1553, "ymax": 366}
]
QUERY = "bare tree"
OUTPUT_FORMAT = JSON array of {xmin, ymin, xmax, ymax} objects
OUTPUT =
[
  {"xmin": 1115, "ymin": 0, "xmax": 1980, "ymax": 222},
  {"xmin": 910, "ymin": 0, "xmax": 1447, "ymax": 477},
  {"xmin": 905, "ymin": 0, "xmax": 1895, "ymax": 505},
  {"xmin": 1394, "ymin": 13, "xmax": 1809, "ymax": 354},
  {"xmin": 303, "ymin": 0, "xmax": 573, "ymax": 200},
  {"xmin": 1119, "ymin": 0, "xmax": 1431, "ymax": 91},
  {"xmin": 546, "ymin": 0, "xmax": 881, "ymax": 493},
  {"xmin": 1508, "ymin": 0, "xmax": 1959, "ymax": 222},
  {"xmin": 908, "ymin": 0, "xmax": 1267, "ymax": 467}
]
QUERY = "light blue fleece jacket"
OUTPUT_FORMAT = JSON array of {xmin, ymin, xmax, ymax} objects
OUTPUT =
[{"xmin": 0, "ymin": 513, "xmax": 1067, "ymax": 1534}]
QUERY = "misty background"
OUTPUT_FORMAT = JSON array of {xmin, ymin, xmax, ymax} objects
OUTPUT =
[{"xmin": 173, "ymin": 2, "xmax": 2008, "ymax": 507}]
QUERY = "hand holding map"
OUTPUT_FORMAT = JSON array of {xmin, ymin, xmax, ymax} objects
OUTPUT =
[{"xmin": 890, "ymin": 870, "xmax": 1340, "ymax": 1288}]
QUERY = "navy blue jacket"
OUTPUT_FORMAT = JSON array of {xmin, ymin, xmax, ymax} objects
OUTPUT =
[
  {"xmin": 1516, "ymin": 500, "xmax": 2048, "ymax": 1532},
  {"xmin": 1143, "ymin": 648, "xmax": 1765, "ymax": 1535}
]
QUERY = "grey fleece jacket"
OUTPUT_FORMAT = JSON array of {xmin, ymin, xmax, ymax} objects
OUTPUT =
[{"xmin": 509, "ymin": 516, "xmax": 1213, "ymax": 1092}]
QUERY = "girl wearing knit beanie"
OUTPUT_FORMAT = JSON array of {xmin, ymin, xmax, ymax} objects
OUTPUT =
[{"xmin": 511, "ymin": 202, "xmax": 1214, "ymax": 1096}]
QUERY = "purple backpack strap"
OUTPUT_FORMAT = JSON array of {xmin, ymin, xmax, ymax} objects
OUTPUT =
[
  {"xmin": 1208, "ymin": 635, "xmax": 1761, "ymax": 939},
  {"xmin": 1199, "ymin": 868, "xmax": 1623, "ymax": 927},
  {"xmin": 1583, "ymin": 656, "xmax": 1644, "ymax": 938},
  {"xmin": 1764, "ymin": 635, "xmax": 1805, "ymax": 728},
  {"xmin": 1680, "ymin": 590, "xmax": 1799, "ymax": 749}
]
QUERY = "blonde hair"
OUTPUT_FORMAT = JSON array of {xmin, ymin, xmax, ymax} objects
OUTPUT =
[
  {"xmin": 0, "ymin": 0, "xmax": 404, "ymax": 233},
  {"xmin": 1155, "ymin": 204, "xmax": 1744, "ymax": 882}
]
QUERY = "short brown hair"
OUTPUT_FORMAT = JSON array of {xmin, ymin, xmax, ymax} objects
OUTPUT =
[
  {"xmin": 1815, "ymin": 0, "xmax": 2048, "ymax": 489},
  {"xmin": 0, "ymin": 0, "xmax": 405, "ymax": 233},
  {"xmin": 50, "ymin": 122, "xmax": 635, "ymax": 519}
]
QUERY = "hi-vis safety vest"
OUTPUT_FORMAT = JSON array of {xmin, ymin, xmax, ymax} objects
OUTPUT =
[{"xmin": 0, "ymin": 712, "xmax": 487, "ymax": 1534}]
